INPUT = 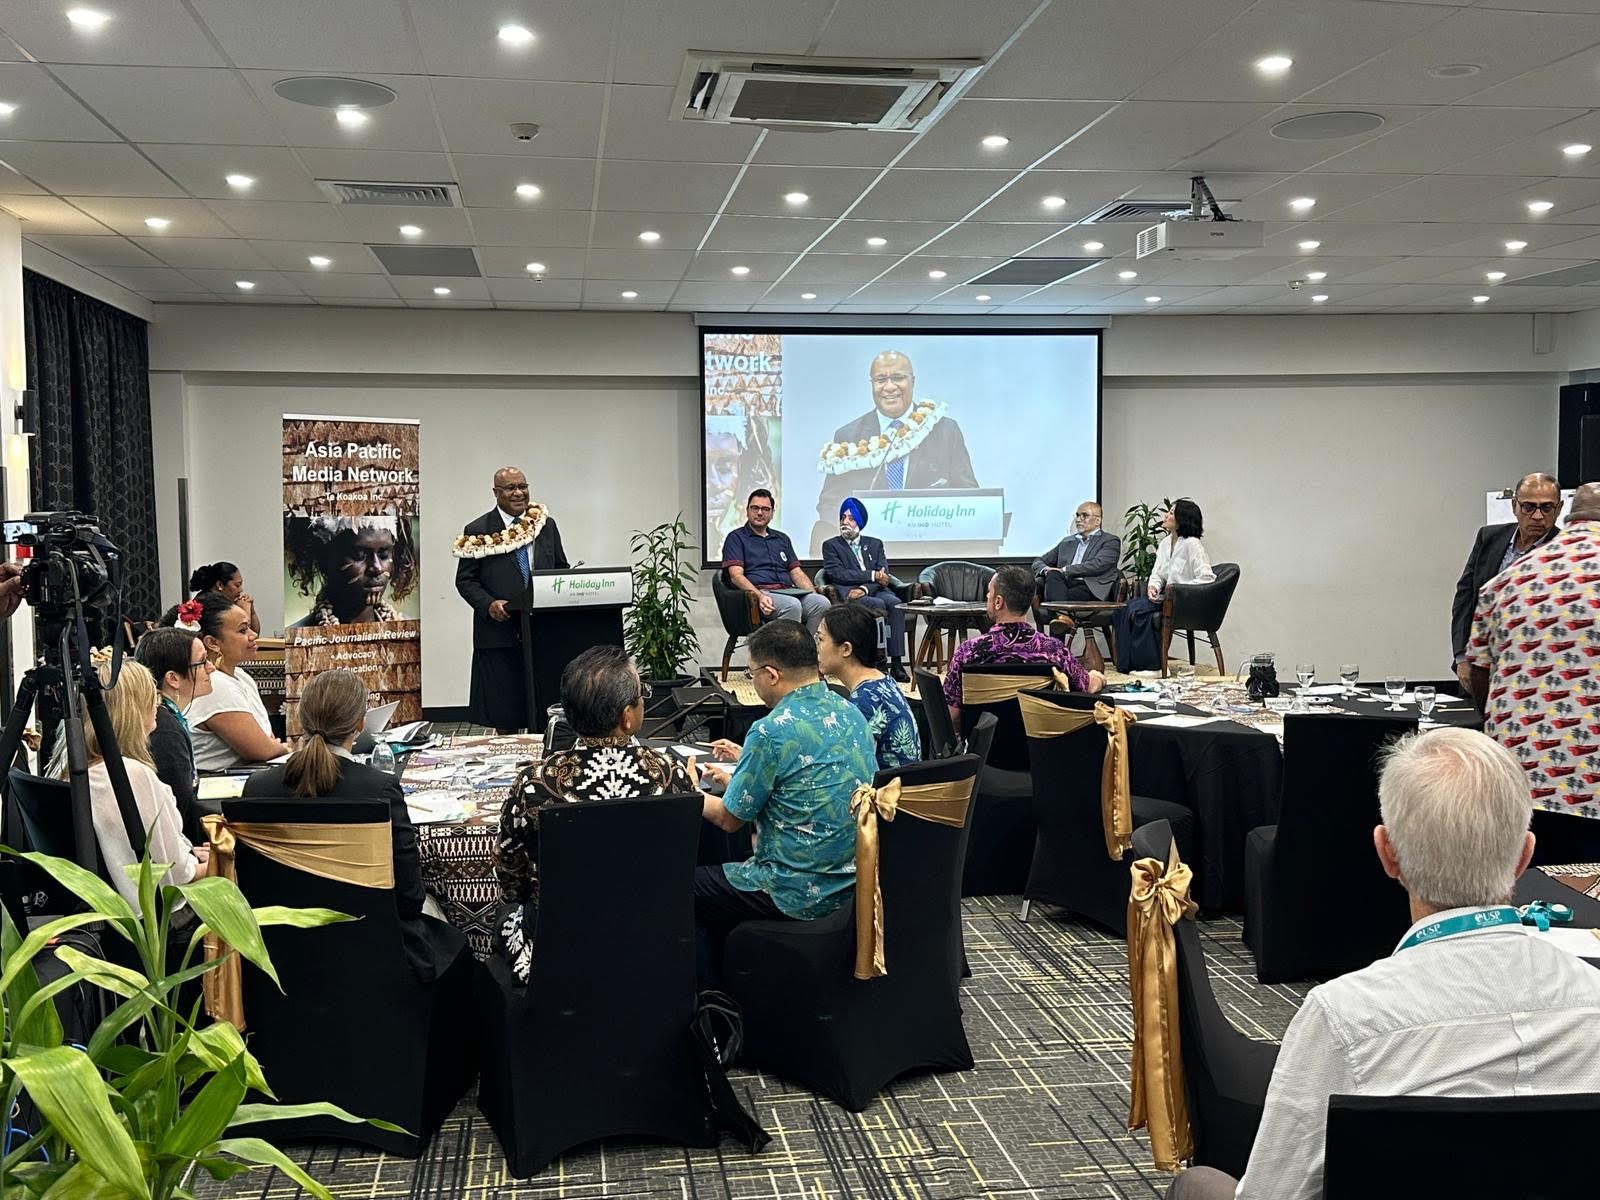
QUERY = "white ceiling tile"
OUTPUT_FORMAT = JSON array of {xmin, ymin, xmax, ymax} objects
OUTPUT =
[
  {"xmin": 461, "ymin": 207, "xmax": 593, "ymax": 246},
  {"xmin": 612, "ymin": 0, "xmax": 835, "ymax": 86},
  {"xmin": 145, "ymin": 291, "xmax": 215, "ymax": 301},
  {"xmin": 933, "ymin": 222, "xmax": 1093, "ymax": 257},
  {"xmin": 827, "ymin": 302, "xmax": 916, "ymax": 313},
  {"xmin": 1043, "ymin": 101, "xmax": 1274, "ymax": 172},
  {"xmin": 582, "ymin": 248, "xmax": 694, "ymax": 280},
  {"xmin": 1174, "ymin": 104, "xmax": 1432, "ymax": 174},
  {"xmin": 294, "ymin": 148, "xmax": 454, "ymax": 183},
  {"xmin": 0, "ymin": 64, "xmax": 118, "ymax": 140},
  {"xmin": 451, "ymin": 154, "xmax": 596, "ymax": 211},
  {"xmin": 314, "ymin": 297, "xmax": 405, "ymax": 307},
  {"xmin": 132, "ymin": 235, "xmax": 271, "ymax": 269},
  {"xmin": 1464, "ymin": 43, "xmax": 1600, "ymax": 108},
  {"xmin": 779, "ymin": 254, "xmax": 898, "ymax": 286},
  {"xmin": 222, "ymin": 292, "xmax": 313, "ymax": 304},
  {"xmin": 843, "ymin": 282, "xmax": 964, "ymax": 304},
  {"xmin": 701, "ymin": 214, "xmax": 835, "ymax": 253},
  {"xmin": 588, "ymin": 210, "xmax": 712, "ymax": 249},
  {"xmin": 665, "ymin": 281, "xmax": 770, "ymax": 306},
  {"xmin": 5, "ymin": 196, "xmax": 110, "ymax": 234},
  {"xmin": 898, "ymin": 100, "xmax": 1113, "ymax": 170},
  {"xmin": 0, "ymin": 140, "xmax": 184, "ymax": 195},
  {"xmin": 202, "ymin": 199, "xmax": 352, "ymax": 240},
  {"xmin": 190, "ymin": 0, "xmax": 424, "ymax": 73},
  {"xmin": 139, "ymin": 144, "xmax": 326, "ymax": 202},
  {"xmin": 0, "ymin": 0, "xmax": 227, "ymax": 67},
  {"xmin": 25, "ymin": 234, "xmax": 161, "ymax": 267},
  {"xmin": 724, "ymin": 165, "xmax": 881, "ymax": 220},
  {"xmin": 753, "ymin": 128, "xmax": 915, "ymax": 169},
  {"xmin": 873, "ymin": 256, "xmax": 1008, "ymax": 286},
  {"xmin": 239, "ymin": 70, "xmax": 444, "ymax": 153},
  {"xmin": 389, "ymin": 276, "xmax": 491, "ymax": 301},
  {"xmin": 1318, "ymin": 107, "xmax": 1577, "ymax": 175},
  {"xmin": 969, "ymin": 169, "xmax": 1153, "ymax": 223},
  {"xmin": 406, "ymin": 0, "xmax": 619, "ymax": 82},
  {"xmin": 1451, "ymin": 176, "xmax": 1600, "ymax": 223},
  {"xmin": 1226, "ymin": 173, "xmax": 1427, "ymax": 222},
  {"xmin": 485, "ymin": 278, "xmax": 586, "ymax": 303},
  {"xmin": 70, "ymin": 195, "xmax": 238, "ymax": 237},
  {"xmin": 596, "ymin": 161, "xmax": 739, "ymax": 213},
  {"xmin": 811, "ymin": 0, "xmax": 1039, "ymax": 59},
  {"xmin": 586, "ymin": 279, "xmax": 676, "ymax": 303},
  {"xmin": 247, "ymin": 240, "xmax": 384, "ymax": 271},
  {"xmin": 54, "ymin": 66, "xmax": 282, "ymax": 144},
  {"xmin": 682, "ymin": 250, "xmax": 796, "ymax": 282},
  {"xmin": 340, "ymin": 205, "xmax": 474, "ymax": 243},
  {"xmin": 474, "ymin": 246, "xmax": 586, "ymax": 278},
  {"xmin": 601, "ymin": 85, "xmax": 759, "ymax": 164},
  {"xmin": 182, "ymin": 267, "xmax": 303, "ymax": 295},
  {"xmin": 848, "ymin": 168, "xmax": 1016, "ymax": 221},
  {"xmin": 276, "ymin": 271, "xmax": 399, "ymax": 299},
  {"xmin": 97, "ymin": 264, "xmax": 215, "ymax": 291},
  {"xmin": 430, "ymin": 77, "xmax": 603, "ymax": 158}
]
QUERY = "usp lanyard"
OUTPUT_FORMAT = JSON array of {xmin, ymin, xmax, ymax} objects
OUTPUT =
[{"xmin": 1395, "ymin": 906, "xmax": 1521, "ymax": 953}]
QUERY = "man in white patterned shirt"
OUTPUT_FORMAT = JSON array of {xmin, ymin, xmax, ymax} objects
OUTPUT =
[{"xmin": 1169, "ymin": 727, "xmax": 1600, "ymax": 1200}]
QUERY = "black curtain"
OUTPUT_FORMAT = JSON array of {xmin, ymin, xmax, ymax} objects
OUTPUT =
[{"xmin": 22, "ymin": 270, "xmax": 161, "ymax": 623}]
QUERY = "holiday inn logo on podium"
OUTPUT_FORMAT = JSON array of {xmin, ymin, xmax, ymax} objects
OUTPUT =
[{"xmin": 549, "ymin": 574, "xmax": 619, "ymax": 595}]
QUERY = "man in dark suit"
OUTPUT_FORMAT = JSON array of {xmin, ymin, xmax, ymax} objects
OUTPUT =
[
  {"xmin": 1032, "ymin": 501, "xmax": 1122, "ymax": 602},
  {"xmin": 821, "ymin": 497, "xmax": 909, "ymax": 681},
  {"xmin": 1450, "ymin": 471, "xmax": 1560, "ymax": 688},
  {"xmin": 812, "ymin": 350, "xmax": 979, "ymax": 552},
  {"xmin": 455, "ymin": 466, "xmax": 569, "ymax": 732}
]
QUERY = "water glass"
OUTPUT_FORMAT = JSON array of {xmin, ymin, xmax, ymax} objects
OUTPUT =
[
  {"xmin": 1339, "ymin": 663, "xmax": 1359, "ymax": 698},
  {"xmin": 1172, "ymin": 663, "xmax": 1196, "ymax": 698},
  {"xmin": 1415, "ymin": 685, "xmax": 1437, "ymax": 727},
  {"xmin": 1294, "ymin": 661, "xmax": 1315, "ymax": 711},
  {"xmin": 369, "ymin": 740, "xmax": 397, "ymax": 774},
  {"xmin": 1155, "ymin": 685, "xmax": 1179, "ymax": 714},
  {"xmin": 1384, "ymin": 676, "xmax": 1406, "ymax": 711}
]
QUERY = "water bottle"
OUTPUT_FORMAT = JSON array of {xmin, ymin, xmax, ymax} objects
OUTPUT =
[
  {"xmin": 369, "ymin": 740, "xmax": 397, "ymax": 774},
  {"xmin": 450, "ymin": 760, "xmax": 474, "ymax": 793}
]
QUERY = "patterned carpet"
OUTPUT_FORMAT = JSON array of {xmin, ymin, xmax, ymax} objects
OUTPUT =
[{"xmin": 191, "ymin": 898, "xmax": 1310, "ymax": 1200}]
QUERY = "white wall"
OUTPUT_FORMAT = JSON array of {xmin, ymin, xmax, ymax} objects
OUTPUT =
[{"xmin": 143, "ymin": 302, "xmax": 1570, "ymax": 705}]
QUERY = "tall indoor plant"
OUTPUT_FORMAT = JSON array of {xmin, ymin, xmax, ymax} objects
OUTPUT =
[
  {"xmin": 1121, "ymin": 497, "xmax": 1172, "ymax": 590},
  {"xmin": 625, "ymin": 514, "xmax": 701, "ymax": 690}
]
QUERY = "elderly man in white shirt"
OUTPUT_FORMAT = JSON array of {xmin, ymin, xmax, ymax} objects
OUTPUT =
[{"xmin": 1169, "ymin": 727, "xmax": 1600, "ymax": 1200}]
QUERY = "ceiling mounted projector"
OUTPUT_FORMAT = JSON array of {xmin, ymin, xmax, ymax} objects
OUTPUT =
[{"xmin": 1136, "ymin": 174, "xmax": 1263, "ymax": 260}]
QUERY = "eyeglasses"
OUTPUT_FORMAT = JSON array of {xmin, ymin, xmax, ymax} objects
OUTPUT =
[
  {"xmin": 187, "ymin": 659, "xmax": 213, "ymax": 674},
  {"xmin": 1517, "ymin": 501, "xmax": 1559, "ymax": 515},
  {"xmin": 1074, "ymin": 511, "xmax": 1097, "ymax": 520},
  {"xmin": 870, "ymin": 373, "xmax": 912, "ymax": 386},
  {"xmin": 747, "ymin": 503, "xmax": 773, "ymax": 513}
]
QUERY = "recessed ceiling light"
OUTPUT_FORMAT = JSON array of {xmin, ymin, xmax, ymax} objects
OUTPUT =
[
  {"xmin": 638, "ymin": 230, "xmax": 660, "ymax": 243},
  {"xmin": 1083, "ymin": 240, "xmax": 1104, "ymax": 252},
  {"xmin": 981, "ymin": 134, "xmax": 1010, "ymax": 149},
  {"xmin": 866, "ymin": 236, "xmax": 888, "ymax": 247},
  {"xmin": 1289, "ymin": 196, "xmax": 1316, "ymax": 211},
  {"xmin": 1429, "ymin": 63, "xmax": 1481, "ymax": 78},
  {"xmin": 1298, "ymin": 239, "xmax": 1320, "ymax": 251},
  {"xmin": 308, "ymin": 255, "xmax": 332, "ymax": 268},
  {"xmin": 1118, "ymin": 270, "xmax": 1137, "ymax": 280},
  {"xmin": 1473, "ymin": 294, "xmax": 1490, "ymax": 303},
  {"xmin": 801, "ymin": 292, "xmax": 817, "ymax": 300},
  {"xmin": 783, "ymin": 191, "xmax": 809, "ymax": 205},
  {"xmin": 224, "ymin": 173, "xmax": 254, "ymax": 190},
  {"xmin": 730, "ymin": 265, "xmax": 750, "ymax": 276},
  {"xmin": 1564, "ymin": 143, "xmax": 1593, "ymax": 158},
  {"xmin": 66, "ymin": 8, "xmax": 110, "ymax": 30},
  {"xmin": 1505, "ymin": 239, "xmax": 1528, "ymax": 251},
  {"xmin": 928, "ymin": 269, "xmax": 947, "ymax": 279},
  {"xmin": 1254, "ymin": 54, "xmax": 1293, "ymax": 76},
  {"xmin": 1145, "ymin": 295, "xmax": 1161, "ymax": 303},
  {"xmin": 515, "ymin": 183, "xmax": 541, "ymax": 199},
  {"xmin": 399, "ymin": 224, "xmax": 422, "ymax": 237},
  {"xmin": 1311, "ymin": 294, "xmax": 1328, "ymax": 303},
  {"xmin": 1486, "ymin": 270, "xmax": 1506, "ymax": 281},
  {"xmin": 526, "ymin": 261, "xmax": 546, "ymax": 274},
  {"xmin": 143, "ymin": 217, "xmax": 170, "ymax": 231},
  {"xmin": 335, "ymin": 107, "xmax": 369, "ymax": 130},
  {"xmin": 1271, "ymin": 111, "xmax": 1384, "ymax": 141},
  {"xmin": 235, "ymin": 280, "xmax": 255, "ymax": 291},
  {"xmin": 0, "ymin": 103, "xmax": 16, "ymax": 118},
  {"xmin": 432, "ymin": 286, "xmax": 451, "ymax": 296},
  {"xmin": 1306, "ymin": 270, "xmax": 1327, "ymax": 281},
  {"xmin": 1527, "ymin": 199, "xmax": 1554, "ymax": 214},
  {"xmin": 1041, "ymin": 195, "xmax": 1067, "ymax": 210},
  {"xmin": 497, "ymin": 24, "xmax": 535, "ymax": 47},
  {"xmin": 975, "ymin": 293, "xmax": 992, "ymax": 301},
  {"xmin": 620, "ymin": 290, "xmax": 638, "ymax": 299}
]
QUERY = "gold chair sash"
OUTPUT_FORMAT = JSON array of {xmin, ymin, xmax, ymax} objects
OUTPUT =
[
  {"xmin": 1017, "ymin": 694, "xmax": 1136, "ymax": 859},
  {"xmin": 850, "ymin": 776, "xmax": 974, "ymax": 980},
  {"xmin": 200, "ymin": 814, "xmax": 394, "ymax": 1030},
  {"xmin": 960, "ymin": 671, "xmax": 1047, "ymax": 706},
  {"xmin": 1050, "ymin": 666, "xmax": 1073, "ymax": 692},
  {"xmin": 1127, "ymin": 842, "xmax": 1198, "ymax": 1173}
]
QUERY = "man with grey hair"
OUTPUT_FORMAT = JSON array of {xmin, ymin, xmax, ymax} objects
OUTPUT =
[
  {"xmin": 1450, "ymin": 471, "xmax": 1561, "ymax": 686},
  {"xmin": 1169, "ymin": 728, "xmax": 1600, "ymax": 1200}
]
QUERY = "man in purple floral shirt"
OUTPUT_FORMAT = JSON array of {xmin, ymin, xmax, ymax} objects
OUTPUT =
[{"xmin": 944, "ymin": 564, "xmax": 1104, "ymax": 720}]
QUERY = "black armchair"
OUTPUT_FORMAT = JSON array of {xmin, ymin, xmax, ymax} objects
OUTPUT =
[
  {"xmin": 1243, "ymin": 713, "xmax": 1415, "ymax": 984},
  {"xmin": 1131, "ymin": 820, "xmax": 1277, "ymax": 1180},
  {"xmin": 711, "ymin": 569, "xmax": 766, "ymax": 681},
  {"xmin": 1160, "ymin": 562, "xmax": 1240, "ymax": 676}
]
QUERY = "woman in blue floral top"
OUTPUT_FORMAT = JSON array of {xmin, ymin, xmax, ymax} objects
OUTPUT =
[{"xmin": 817, "ymin": 603, "xmax": 922, "ymax": 769}]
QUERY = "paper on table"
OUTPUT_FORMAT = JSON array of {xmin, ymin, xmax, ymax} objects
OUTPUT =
[
  {"xmin": 672, "ymin": 744, "xmax": 709, "ymax": 758},
  {"xmin": 1535, "ymin": 927, "xmax": 1600, "ymax": 960},
  {"xmin": 196, "ymin": 776, "xmax": 246, "ymax": 801},
  {"xmin": 1304, "ymin": 684, "xmax": 1352, "ymax": 696},
  {"xmin": 406, "ymin": 793, "xmax": 476, "ymax": 825},
  {"xmin": 1140, "ymin": 714, "xmax": 1228, "ymax": 729},
  {"xmin": 1117, "ymin": 703, "xmax": 1157, "ymax": 714},
  {"xmin": 1258, "ymin": 723, "xmax": 1285, "ymax": 739},
  {"xmin": 1106, "ymin": 691, "xmax": 1159, "ymax": 701}
]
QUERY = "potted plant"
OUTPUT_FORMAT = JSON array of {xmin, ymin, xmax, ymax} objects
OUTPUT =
[
  {"xmin": 625, "ymin": 514, "xmax": 702, "ymax": 702},
  {"xmin": 0, "ymin": 848, "xmax": 382, "ymax": 1198},
  {"xmin": 1120, "ymin": 498, "xmax": 1172, "ymax": 593}
]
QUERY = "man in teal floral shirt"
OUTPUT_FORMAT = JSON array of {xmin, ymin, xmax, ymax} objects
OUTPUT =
[{"xmin": 695, "ymin": 620, "xmax": 877, "ymax": 983}]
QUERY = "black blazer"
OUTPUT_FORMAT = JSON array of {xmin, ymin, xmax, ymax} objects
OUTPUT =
[
  {"xmin": 1450, "ymin": 522, "xmax": 1559, "ymax": 662},
  {"xmin": 454, "ymin": 509, "xmax": 569, "ymax": 650},
  {"xmin": 822, "ymin": 534, "xmax": 890, "ymax": 593},
  {"xmin": 814, "ymin": 410, "xmax": 979, "ymax": 532},
  {"xmin": 148, "ymin": 702, "xmax": 203, "ymax": 844},
  {"xmin": 1031, "ymin": 531, "xmax": 1123, "ymax": 601}
]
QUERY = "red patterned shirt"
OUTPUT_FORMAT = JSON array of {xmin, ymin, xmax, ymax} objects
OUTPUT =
[{"xmin": 1469, "ymin": 522, "xmax": 1600, "ymax": 820}]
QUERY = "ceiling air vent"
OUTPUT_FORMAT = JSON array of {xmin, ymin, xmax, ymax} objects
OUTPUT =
[
  {"xmin": 319, "ymin": 181, "xmax": 461, "ymax": 208},
  {"xmin": 367, "ymin": 245, "xmax": 481, "ymax": 277},
  {"xmin": 1086, "ymin": 200, "xmax": 1215, "ymax": 224},
  {"xmin": 968, "ymin": 258, "xmax": 1101, "ymax": 287},
  {"xmin": 674, "ymin": 51, "xmax": 982, "ymax": 132},
  {"xmin": 1500, "ymin": 263, "xmax": 1600, "ymax": 287}
]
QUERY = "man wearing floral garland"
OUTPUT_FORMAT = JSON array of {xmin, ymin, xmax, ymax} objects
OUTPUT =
[
  {"xmin": 454, "ymin": 466, "xmax": 569, "ymax": 732},
  {"xmin": 812, "ymin": 349, "xmax": 979, "ymax": 554}
]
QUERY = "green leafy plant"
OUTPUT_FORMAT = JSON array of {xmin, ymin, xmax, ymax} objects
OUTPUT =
[
  {"xmin": 1121, "ymin": 498, "xmax": 1173, "ymax": 586},
  {"xmin": 626, "ymin": 514, "xmax": 702, "ymax": 684},
  {"xmin": 0, "ymin": 846, "xmax": 389, "ymax": 1198}
]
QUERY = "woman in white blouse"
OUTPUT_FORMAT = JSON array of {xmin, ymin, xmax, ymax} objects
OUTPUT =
[
  {"xmin": 178, "ymin": 591, "xmax": 288, "ymax": 771},
  {"xmin": 1116, "ymin": 498, "xmax": 1216, "ymax": 671}
]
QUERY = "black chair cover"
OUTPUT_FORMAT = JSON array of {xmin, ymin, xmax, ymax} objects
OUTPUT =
[
  {"xmin": 5, "ymin": 769, "xmax": 94, "ymax": 917},
  {"xmin": 954, "ymin": 664, "xmax": 1053, "ymax": 895},
  {"xmin": 1243, "ymin": 713, "xmax": 1415, "ymax": 984},
  {"xmin": 1323, "ymin": 1093, "xmax": 1600, "ymax": 1199},
  {"xmin": 477, "ymin": 794, "xmax": 730, "ymax": 1176},
  {"xmin": 1022, "ymin": 690, "xmax": 1194, "ymax": 935},
  {"xmin": 723, "ymin": 753, "xmax": 984, "ymax": 1112},
  {"xmin": 1131, "ymin": 821, "xmax": 1277, "ymax": 1180},
  {"xmin": 913, "ymin": 667, "xmax": 957, "ymax": 758},
  {"xmin": 223, "ymin": 798, "xmax": 476, "ymax": 1158}
]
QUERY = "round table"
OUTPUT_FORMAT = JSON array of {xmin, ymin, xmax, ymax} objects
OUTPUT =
[
  {"xmin": 1041, "ymin": 600, "xmax": 1126, "ymax": 673},
  {"xmin": 895, "ymin": 600, "xmax": 989, "ymax": 673}
]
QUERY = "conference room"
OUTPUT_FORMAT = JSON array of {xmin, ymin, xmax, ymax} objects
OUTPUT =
[{"xmin": 1, "ymin": 0, "xmax": 1599, "ymax": 1196}]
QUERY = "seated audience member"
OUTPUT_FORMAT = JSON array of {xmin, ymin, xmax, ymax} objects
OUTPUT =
[
  {"xmin": 134, "ymin": 620, "xmax": 214, "ymax": 843},
  {"xmin": 47, "ymin": 658, "xmax": 210, "ymax": 912},
  {"xmin": 694, "ymin": 620, "xmax": 876, "ymax": 983},
  {"xmin": 492, "ymin": 645, "xmax": 693, "ymax": 986},
  {"xmin": 943, "ymin": 564, "xmax": 1104, "ymax": 724},
  {"xmin": 189, "ymin": 560, "xmax": 260, "ymax": 635},
  {"xmin": 1033, "ymin": 500, "xmax": 1122, "ymax": 603},
  {"xmin": 821, "ymin": 497, "xmax": 910, "ymax": 681},
  {"xmin": 175, "ymin": 592, "xmax": 288, "ymax": 771},
  {"xmin": 243, "ymin": 669, "xmax": 461, "ymax": 980},
  {"xmin": 816, "ymin": 602, "xmax": 921, "ymax": 770},
  {"xmin": 1168, "ymin": 727, "xmax": 1600, "ymax": 1200},
  {"xmin": 1115, "ymin": 498, "xmax": 1216, "ymax": 672},
  {"xmin": 721, "ymin": 488, "xmax": 830, "ymax": 636}
]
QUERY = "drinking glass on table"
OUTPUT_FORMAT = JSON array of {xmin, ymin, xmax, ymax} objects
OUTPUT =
[
  {"xmin": 1172, "ymin": 662, "xmax": 1196, "ymax": 698},
  {"xmin": 1339, "ymin": 663, "xmax": 1360, "ymax": 698},
  {"xmin": 1294, "ymin": 662, "xmax": 1315, "ymax": 711},
  {"xmin": 1415, "ymin": 685, "xmax": 1437, "ymax": 727},
  {"xmin": 1155, "ymin": 685, "xmax": 1179, "ymax": 714},
  {"xmin": 1384, "ymin": 676, "xmax": 1406, "ymax": 711},
  {"xmin": 369, "ymin": 739, "xmax": 397, "ymax": 774}
]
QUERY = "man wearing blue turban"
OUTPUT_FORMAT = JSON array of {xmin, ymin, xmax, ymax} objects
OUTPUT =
[{"xmin": 821, "ymin": 497, "xmax": 910, "ymax": 681}]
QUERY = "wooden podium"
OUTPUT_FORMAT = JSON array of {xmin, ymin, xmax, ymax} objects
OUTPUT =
[{"xmin": 510, "ymin": 567, "xmax": 632, "ymax": 733}]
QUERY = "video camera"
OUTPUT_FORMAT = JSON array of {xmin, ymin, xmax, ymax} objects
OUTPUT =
[{"xmin": 1, "ymin": 511, "xmax": 122, "ymax": 617}]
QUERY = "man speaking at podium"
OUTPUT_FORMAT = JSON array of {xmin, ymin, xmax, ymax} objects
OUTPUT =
[
  {"xmin": 813, "ymin": 349, "xmax": 979, "ymax": 553},
  {"xmin": 454, "ymin": 466, "xmax": 569, "ymax": 733}
]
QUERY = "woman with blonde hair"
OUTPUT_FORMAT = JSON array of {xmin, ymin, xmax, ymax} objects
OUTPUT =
[
  {"xmin": 242, "ymin": 669, "xmax": 462, "ymax": 980},
  {"xmin": 48, "ymin": 657, "xmax": 210, "ymax": 910}
]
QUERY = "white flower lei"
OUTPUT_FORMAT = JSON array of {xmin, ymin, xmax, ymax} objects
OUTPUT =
[
  {"xmin": 450, "ymin": 504, "xmax": 549, "ymax": 560},
  {"xmin": 816, "ymin": 400, "xmax": 947, "ymax": 476}
]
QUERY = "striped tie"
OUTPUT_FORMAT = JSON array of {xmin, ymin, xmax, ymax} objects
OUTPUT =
[{"xmin": 885, "ymin": 419, "xmax": 906, "ymax": 489}]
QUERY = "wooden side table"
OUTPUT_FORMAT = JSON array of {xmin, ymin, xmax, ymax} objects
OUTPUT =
[
  {"xmin": 895, "ymin": 601, "xmax": 990, "ymax": 674},
  {"xmin": 1041, "ymin": 600, "xmax": 1126, "ymax": 674}
]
